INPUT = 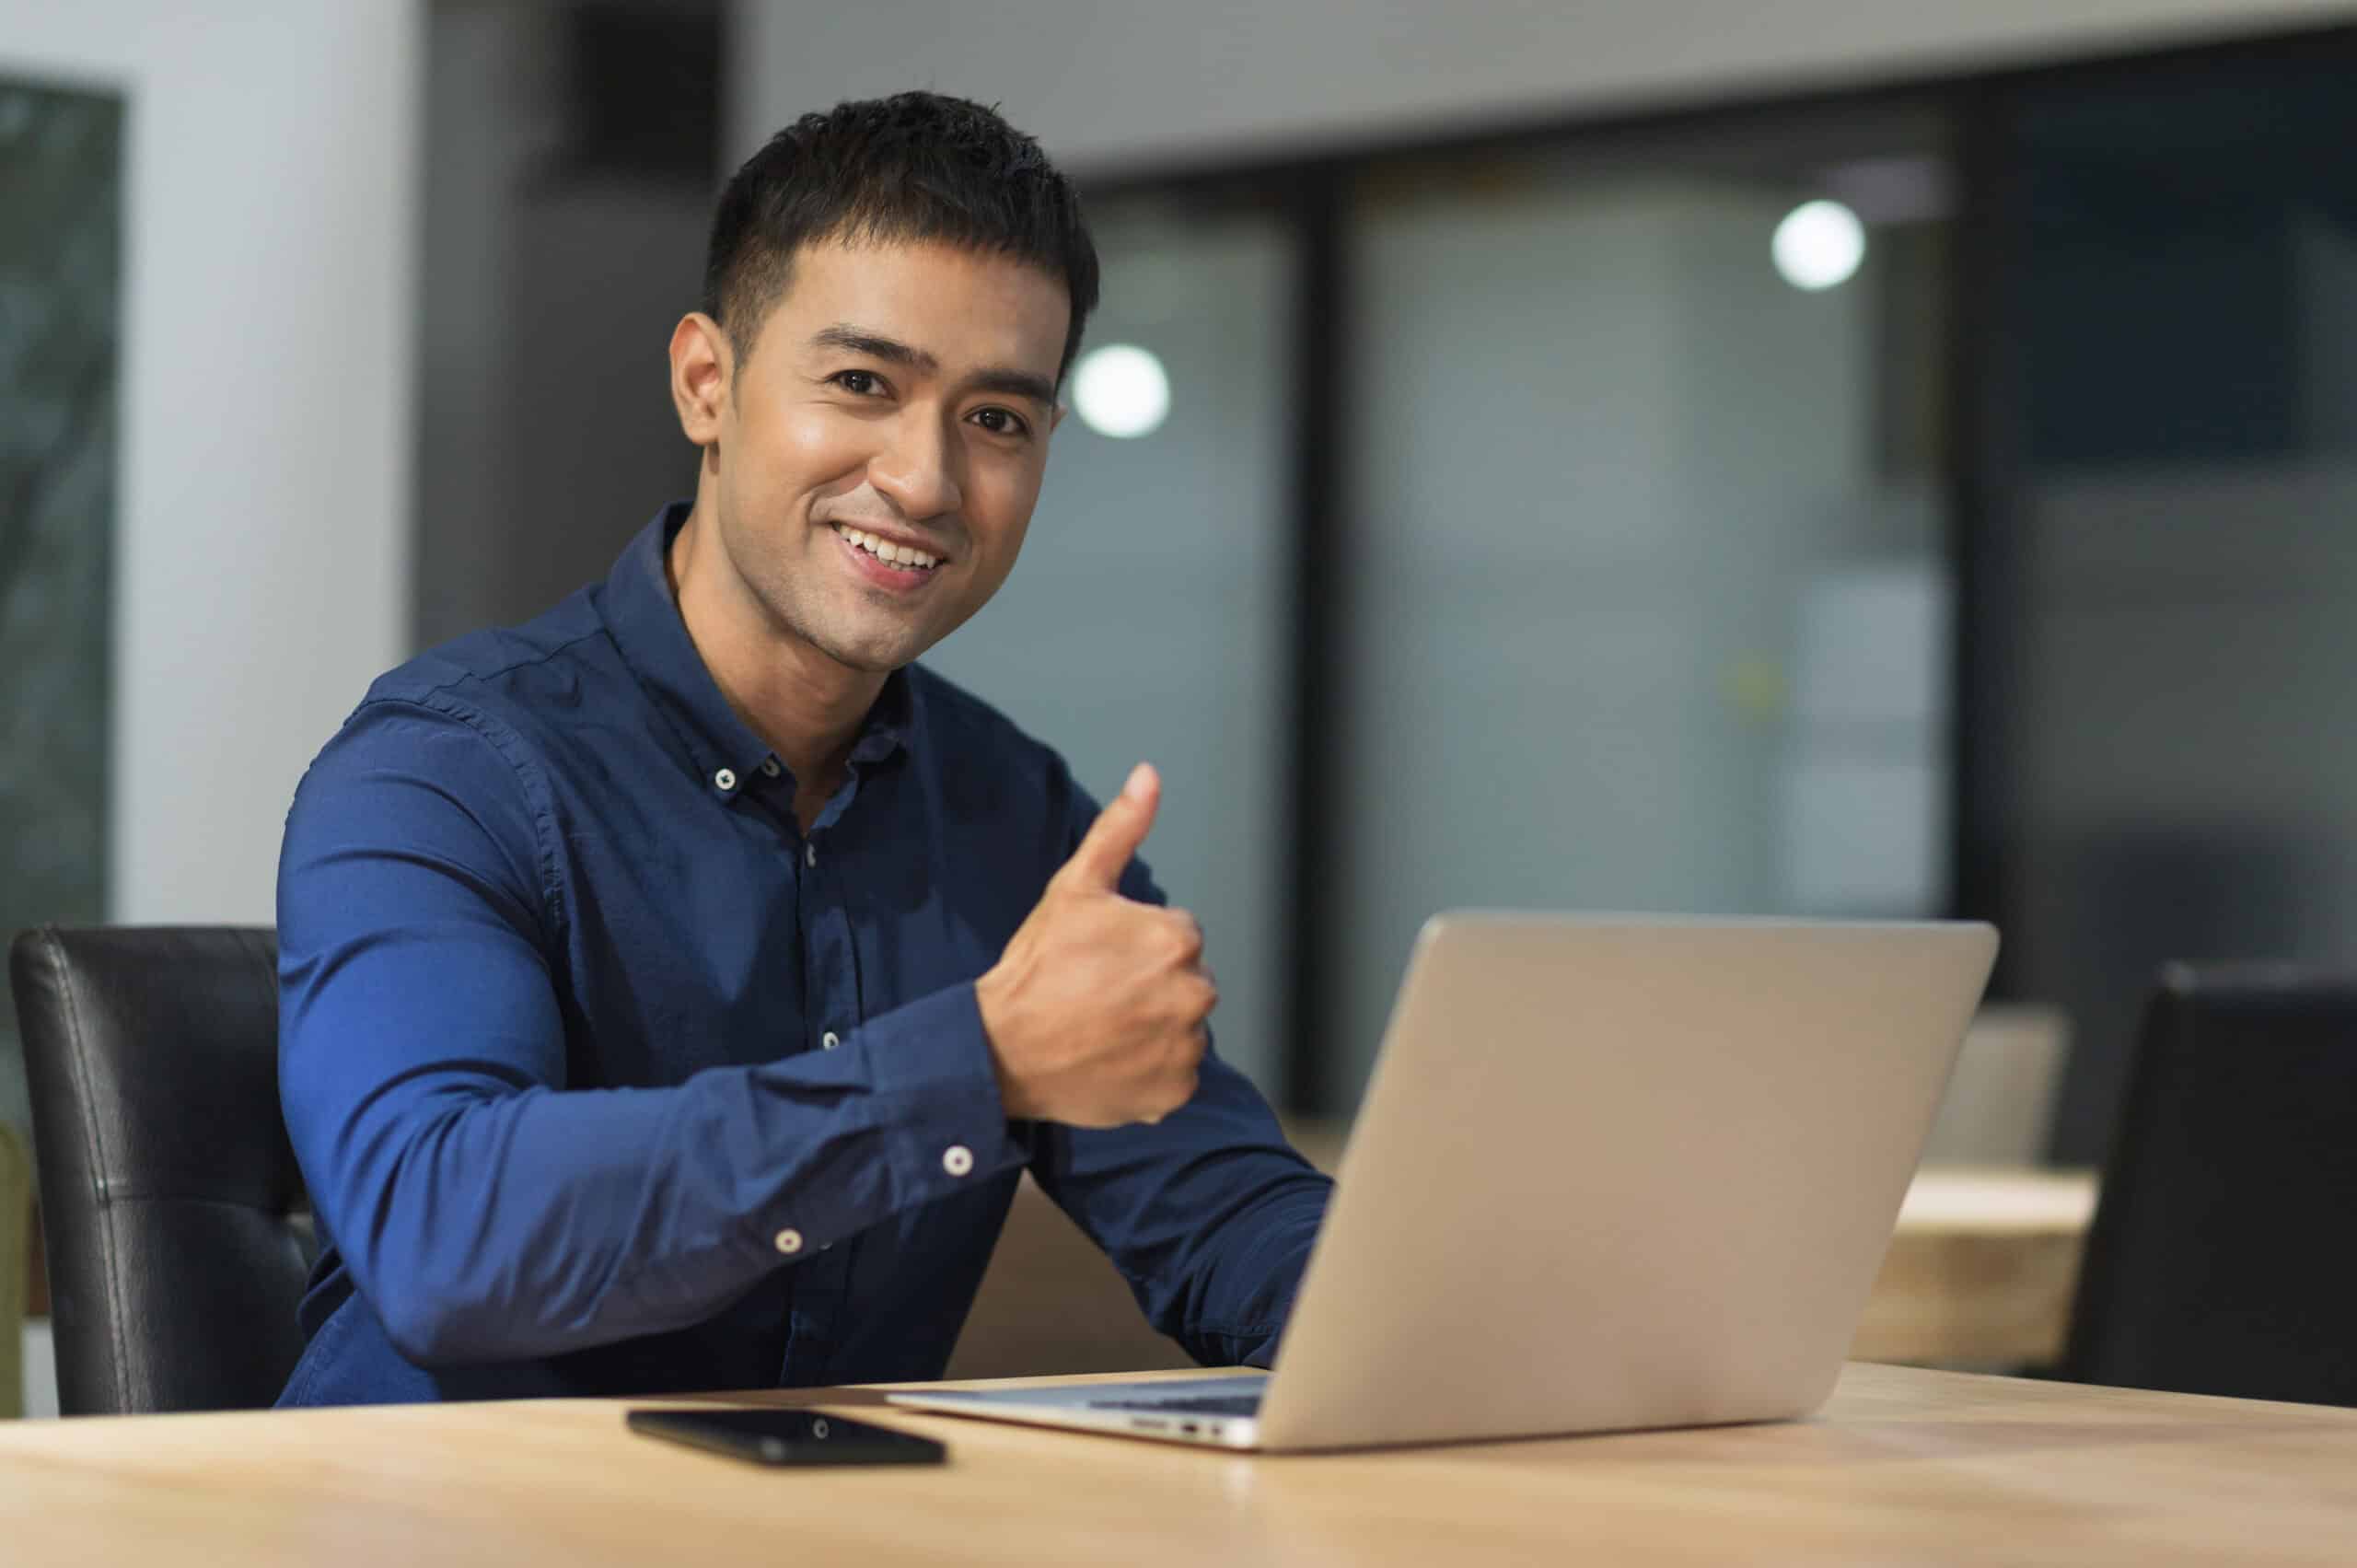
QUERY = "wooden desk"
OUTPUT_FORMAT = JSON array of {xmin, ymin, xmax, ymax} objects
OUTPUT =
[
  {"xmin": 3, "ymin": 1365, "xmax": 2353, "ymax": 1564},
  {"xmin": 1853, "ymin": 1167, "xmax": 2099, "ymax": 1367}
]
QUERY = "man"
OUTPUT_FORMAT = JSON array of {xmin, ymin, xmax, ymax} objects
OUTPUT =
[{"xmin": 274, "ymin": 92, "xmax": 1332, "ymax": 1405}]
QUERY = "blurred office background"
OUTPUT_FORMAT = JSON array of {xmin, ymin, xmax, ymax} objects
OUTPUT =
[{"xmin": 5, "ymin": 0, "xmax": 2356, "ymax": 1412}]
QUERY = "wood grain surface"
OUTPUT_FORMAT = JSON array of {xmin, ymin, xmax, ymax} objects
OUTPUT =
[{"xmin": 3, "ymin": 1362, "xmax": 2351, "ymax": 1566}]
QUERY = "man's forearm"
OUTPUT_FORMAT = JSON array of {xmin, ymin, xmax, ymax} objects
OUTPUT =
[
  {"xmin": 1171, "ymin": 1171, "xmax": 1332, "ymax": 1367},
  {"xmin": 1028, "ymin": 1057, "xmax": 1335, "ymax": 1370}
]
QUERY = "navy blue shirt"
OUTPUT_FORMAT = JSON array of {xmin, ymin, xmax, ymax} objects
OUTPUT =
[{"xmin": 274, "ymin": 504, "xmax": 1331, "ymax": 1406}]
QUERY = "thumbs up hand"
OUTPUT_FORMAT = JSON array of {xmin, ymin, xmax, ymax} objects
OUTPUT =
[{"xmin": 976, "ymin": 763, "xmax": 1217, "ymax": 1128}]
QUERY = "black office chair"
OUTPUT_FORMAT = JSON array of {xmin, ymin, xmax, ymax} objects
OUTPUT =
[
  {"xmin": 8, "ymin": 925, "xmax": 313, "ymax": 1414},
  {"xmin": 2061, "ymin": 964, "xmax": 2357, "ymax": 1407}
]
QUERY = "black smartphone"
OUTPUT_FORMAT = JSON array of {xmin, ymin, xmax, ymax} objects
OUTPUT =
[{"xmin": 626, "ymin": 1407, "xmax": 947, "ymax": 1467}]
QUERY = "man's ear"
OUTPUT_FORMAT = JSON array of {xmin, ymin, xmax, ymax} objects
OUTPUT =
[{"xmin": 669, "ymin": 312, "xmax": 731, "ymax": 447}]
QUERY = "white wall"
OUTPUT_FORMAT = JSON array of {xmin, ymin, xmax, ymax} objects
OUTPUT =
[
  {"xmin": 3, "ymin": 1, "xmax": 420, "ymax": 923},
  {"xmin": 731, "ymin": 0, "xmax": 2355, "ymax": 171}
]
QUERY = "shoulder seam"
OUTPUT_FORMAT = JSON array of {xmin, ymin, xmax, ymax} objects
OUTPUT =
[
  {"xmin": 352, "ymin": 692, "xmax": 573, "ymax": 943},
  {"xmin": 393, "ymin": 624, "xmax": 616, "ymax": 708}
]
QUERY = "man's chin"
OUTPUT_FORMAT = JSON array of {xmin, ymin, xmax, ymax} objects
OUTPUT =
[{"xmin": 810, "ymin": 620, "xmax": 934, "ymax": 677}]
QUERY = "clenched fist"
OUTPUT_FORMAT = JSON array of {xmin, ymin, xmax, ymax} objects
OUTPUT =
[{"xmin": 976, "ymin": 763, "xmax": 1216, "ymax": 1127}]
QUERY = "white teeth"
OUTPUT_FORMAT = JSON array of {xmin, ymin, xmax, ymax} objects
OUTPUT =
[{"xmin": 836, "ymin": 524, "xmax": 938, "ymax": 570}]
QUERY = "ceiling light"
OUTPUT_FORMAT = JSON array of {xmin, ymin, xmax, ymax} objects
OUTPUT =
[
  {"xmin": 1071, "ymin": 344, "xmax": 1170, "ymax": 439},
  {"xmin": 1772, "ymin": 200, "xmax": 1867, "ymax": 292}
]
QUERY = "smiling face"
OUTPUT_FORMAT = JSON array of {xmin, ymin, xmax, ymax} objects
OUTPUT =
[{"xmin": 670, "ymin": 237, "xmax": 1070, "ymax": 675}]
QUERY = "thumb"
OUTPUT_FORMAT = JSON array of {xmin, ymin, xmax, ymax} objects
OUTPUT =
[{"xmin": 1055, "ymin": 762, "xmax": 1160, "ymax": 893}]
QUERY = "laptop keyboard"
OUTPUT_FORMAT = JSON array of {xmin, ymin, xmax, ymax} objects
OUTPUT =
[{"xmin": 1086, "ymin": 1394, "xmax": 1263, "ymax": 1417}]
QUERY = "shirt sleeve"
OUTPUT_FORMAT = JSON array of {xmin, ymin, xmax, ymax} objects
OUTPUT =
[
  {"xmin": 1023, "ymin": 769, "xmax": 1336, "ymax": 1369},
  {"xmin": 276, "ymin": 697, "xmax": 1024, "ymax": 1367}
]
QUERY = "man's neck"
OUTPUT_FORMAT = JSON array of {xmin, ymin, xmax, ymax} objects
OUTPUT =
[{"xmin": 667, "ymin": 498, "xmax": 885, "ymax": 823}]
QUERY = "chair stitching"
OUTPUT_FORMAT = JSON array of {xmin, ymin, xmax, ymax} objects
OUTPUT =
[{"xmin": 41, "ymin": 926, "xmax": 136, "ymax": 1411}]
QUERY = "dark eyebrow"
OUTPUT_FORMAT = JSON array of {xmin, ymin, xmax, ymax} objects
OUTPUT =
[
  {"xmin": 964, "ymin": 367, "xmax": 1059, "ymax": 409},
  {"xmin": 812, "ymin": 323, "xmax": 1055, "ymax": 411},
  {"xmin": 811, "ymin": 325, "xmax": 937, "ymax": 372}
]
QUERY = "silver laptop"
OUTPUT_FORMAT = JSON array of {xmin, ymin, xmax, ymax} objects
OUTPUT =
[{"xmin": 889, "ymin": 912, "xmax": 1999, "ymax": 1452}]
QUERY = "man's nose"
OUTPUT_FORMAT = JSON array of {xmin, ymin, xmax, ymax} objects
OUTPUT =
[{"xmin": 868, "ymin": 410, "xmax": 965, "ymax": 522}]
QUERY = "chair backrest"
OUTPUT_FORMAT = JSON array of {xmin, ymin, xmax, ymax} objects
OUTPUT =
[
  {"xmin": 2061, "ymin": 964, "xmax": 2357, "ymax": 1406},
  {"xmin": 8, "ymin": 926, "xmax": 312, "ymax": 1414}
]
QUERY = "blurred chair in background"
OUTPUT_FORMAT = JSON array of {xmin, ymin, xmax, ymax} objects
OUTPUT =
[
  {"xmin": 1920, "ymin": 1005, "xmax": 2073, "ymax": 1167},
  {"xmin": 2061, "ymin": 965, "xmax": 2357, "ymax": 1407},
  {"xmin": 0, "ymin": 1124, "xmax": 25, "ymax": 1417},
  {"xmin": 8, "ymin": 927, "xmax": 312, "ymax": 1415}
]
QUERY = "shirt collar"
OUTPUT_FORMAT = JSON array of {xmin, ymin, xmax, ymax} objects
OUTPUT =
[{"xmin": 598, "ymin": 502, "xmax": 915, "ymax": 801}]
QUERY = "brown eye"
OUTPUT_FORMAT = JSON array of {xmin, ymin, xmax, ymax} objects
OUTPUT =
[{"xmin": 832, "ymin": 370, "xmax": 882, "ymax": 396}]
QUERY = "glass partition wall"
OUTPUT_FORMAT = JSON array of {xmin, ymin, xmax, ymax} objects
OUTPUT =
[
  {"xmin": 1991, "ymin": 45, "xmax": 2357, "ymax": 1161},
  {"xmin": 1070, "ymin": 25, "xmax": 2357, "ymax": 1150},
  {"xmin": 1328, "ymin": 113, "xmax": 1958, "ymax": 1103}
]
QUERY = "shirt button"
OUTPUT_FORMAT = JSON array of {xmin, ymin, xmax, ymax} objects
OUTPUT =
[
  {"xmin": 805, "ymin": 842, "xmax": 819, "ymax": 868},
  {"xmin": 773, "ymin": 1227, "xmax": 804, "ymax": 1255},
  {"xmin": 714, "ymin": 767, "xmax": 737, "ymax": 793},
  {"xmin": 820, "ymin": 1030, "xmax": 841, "ymax": 1051},
  {"xmin": 943, "ymin": 1145, "xmax": 974, "ymax": 1178},
  {"xmin": 760, "ymin": 757, "xmax": 781, "ymax": 777}
]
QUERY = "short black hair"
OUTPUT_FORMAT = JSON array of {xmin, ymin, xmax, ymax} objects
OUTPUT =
[{"xmin": 702, "ymin": 91, "xmax": 1099, "ymax": 384}]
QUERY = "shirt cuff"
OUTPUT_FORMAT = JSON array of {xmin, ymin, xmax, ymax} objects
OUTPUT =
[{"xmin": 860, "ymin": 981, "xmax": 1027, "ymax": 1204}]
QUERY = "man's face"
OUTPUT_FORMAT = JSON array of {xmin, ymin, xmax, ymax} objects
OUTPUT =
[{"xmin": 693, "ymin": 238, "xmax": 1069, "ymax": 673}]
